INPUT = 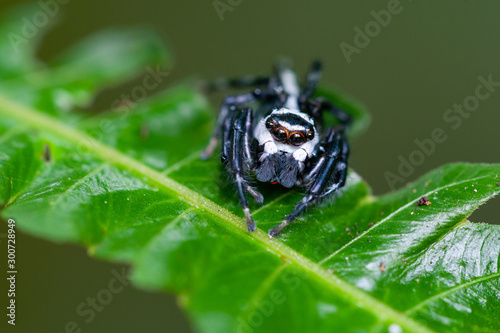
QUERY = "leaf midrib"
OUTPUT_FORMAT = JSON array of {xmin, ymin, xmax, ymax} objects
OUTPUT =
[{"xmin": 0, "ymin": 93, "xmax": 434, "ymax": 333}]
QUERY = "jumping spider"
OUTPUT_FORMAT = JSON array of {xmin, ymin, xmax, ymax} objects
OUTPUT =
[{"xmin": 201, "ymin": 60, "xmax": 351, "ymax": 237}]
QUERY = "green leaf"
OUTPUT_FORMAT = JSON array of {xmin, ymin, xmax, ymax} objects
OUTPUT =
[
  {"xmin": 0, "ymin": 6, "xmax": 168, "ymax": 115},
  {"xmin": 1, "ymin": 7, "xmax": 499, "ymax": 333},
  {"xmin": 0, "ymin": 4, "xmax": 53, "ymax": 78}
]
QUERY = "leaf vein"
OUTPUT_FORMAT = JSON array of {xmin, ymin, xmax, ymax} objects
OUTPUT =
[
  {"xmin": 318, "ymin": 175, "xmax": 492, "ymax": 265},
  {"xmin": 405, "ymin": 271, "xmax": 500, "ymax": 314},
  {"xmin": 51, "ymin": 163, "xmax": 107, "ymax": 207},
  {"xmin": 0, "ymin": 93, "xmax": 436, "ymax": 333}
]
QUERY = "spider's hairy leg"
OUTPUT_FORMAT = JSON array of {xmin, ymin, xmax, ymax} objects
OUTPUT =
[
  {"xmin": 240, "ymin": 106, "xmax": 264, "ymax": 204},
  {"xmin": 300, "ymin": 60, "xmax": 323, "ymax": 104},
  {"xmin": 308, "ymin": 97, "xmax": 352, "ymax": 127},
  {"xmin": 268, "ymin": 129, "xmax": 349, "ymax": 237},
  {"xmin": 200, "ymin": 76, "xmax": 270, "ymax": 93},
  {"xmin": 246, "ymin": 186, "xmax": 264, "ymax": 204},
  {"xmin": 220, "ymin": 107, "xmax": 263, "ymax": 204},
  {"xmin": 201, "ymin": 93, "xmax": 255, "ymax": 160},
  {"xmin": 224, "ymin": 107, "xmax": 261, "ymax": 232}
]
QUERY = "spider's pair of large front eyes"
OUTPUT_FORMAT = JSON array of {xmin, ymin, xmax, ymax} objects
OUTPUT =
[
  {"xmin": 273, "ymin": 128, "xmax": 306, "ymax": 146},
  {"xmin": 266, "ymin": 120, "xmax": 311, "ymax": 146}
]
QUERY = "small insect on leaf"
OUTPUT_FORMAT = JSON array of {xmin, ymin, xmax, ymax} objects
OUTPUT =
[
  {"xmin": 415, "ymin": 196, "xmax": 431, "ymax": 209},
  {"xmin": 43, "ymin": 144, "xmax": 52, "ymax": 163}
]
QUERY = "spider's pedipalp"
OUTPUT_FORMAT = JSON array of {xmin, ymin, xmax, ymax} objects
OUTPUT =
[
  {"xmin": 278, "ymin": 155, "xmax": 303, "ymax": 188},
  {"xmin": 255, "ymin": 153, "xmax": 278, "ymax": 183}
]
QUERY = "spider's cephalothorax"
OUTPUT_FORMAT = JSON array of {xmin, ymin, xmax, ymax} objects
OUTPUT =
[{"xmin": 200, "ymin": 60, "xmax": 351, "ymax": 237}]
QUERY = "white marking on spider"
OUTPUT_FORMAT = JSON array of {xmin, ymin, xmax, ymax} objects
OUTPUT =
[
  {"xmin": 272, "ymin": 108, "xmax": 315, "ymax": 123},
  {"xmin": 281, "ymin": 69, "xmax": 301, "ymax": 110},
  {"xmin": 254, "ymin": 113, "xmax": 319, "ymax": 162}
]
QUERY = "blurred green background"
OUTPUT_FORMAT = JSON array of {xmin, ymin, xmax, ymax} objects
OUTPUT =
[{"xmin": 1, "ymin": 0, "xmax": 500, "ymax": 332}]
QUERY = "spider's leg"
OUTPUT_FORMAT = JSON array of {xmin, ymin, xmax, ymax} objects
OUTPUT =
[
  {"xmin": 299, "ymin": 60, "xmax": 323, "ymax": 104},
  {"xmin": 201, "ymin": 93, "xmax": 255, "ymax": 160},
  {"xmin": 201, "ymin": 87, "xmax": 281, "ymax": 160},
  {"xmin": 225, "ymin": 107, "xmax": 261, "ymax": 232},
  {"xmin": 237, "ymin": 107, "xmax": 264, "ymax": 203},
  {"xmin": 201, "ymin": 76, "xmax": 270, "ymax": 93},
  {"xmin": 239, "ymin": 107, "xmax": 264, "ymax": 203},
  {"xmin": 308, "ymin": 97, "xmax": 352, "ymax": 127},
  {"xmin": 220, "ymin": 106, "xmax": 238, "ymax": 164},
  {"xmin": 268, "ymin": 128, "xmax": 349, "ymax": 237}
]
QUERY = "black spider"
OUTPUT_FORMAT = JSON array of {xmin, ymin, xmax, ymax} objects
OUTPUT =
[{"xmin": 200, "ymin": 60, "xmax": 351, "ymax": 237}]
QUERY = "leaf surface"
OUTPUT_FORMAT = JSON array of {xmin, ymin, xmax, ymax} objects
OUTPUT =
[{"xmin": 1, "ymin": 7, "xmax": 499, "ymax": 333}]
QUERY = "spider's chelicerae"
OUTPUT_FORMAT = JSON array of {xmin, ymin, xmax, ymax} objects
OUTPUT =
[{"xmin": 201, "ymin": 60, "xmax": 351, "ymax": 237}]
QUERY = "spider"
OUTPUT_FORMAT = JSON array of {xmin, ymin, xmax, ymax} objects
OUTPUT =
[{"xmin": 200, "ymin": 60, "xmax": 351, "ymax": 237}]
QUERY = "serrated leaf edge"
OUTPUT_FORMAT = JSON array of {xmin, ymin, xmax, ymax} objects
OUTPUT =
[{"xmin": 0, "ymin": 93, "xmax": 437, "ymax": 333}]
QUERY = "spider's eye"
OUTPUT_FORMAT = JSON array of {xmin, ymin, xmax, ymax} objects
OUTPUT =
[
  {"xmin": 306, "ymin": 131, "xmax": 314, "ymax": 140},
  {"xmin": 289, "ymin": 132, "xmax": 306, "ymax": 146},
  {"xmin": 272, "ymin": 127, "xmax": 288, "ymax": 142},
  {"xmin": 266, "ymin": 118, "xmax": 275, "ymax": 130}
]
